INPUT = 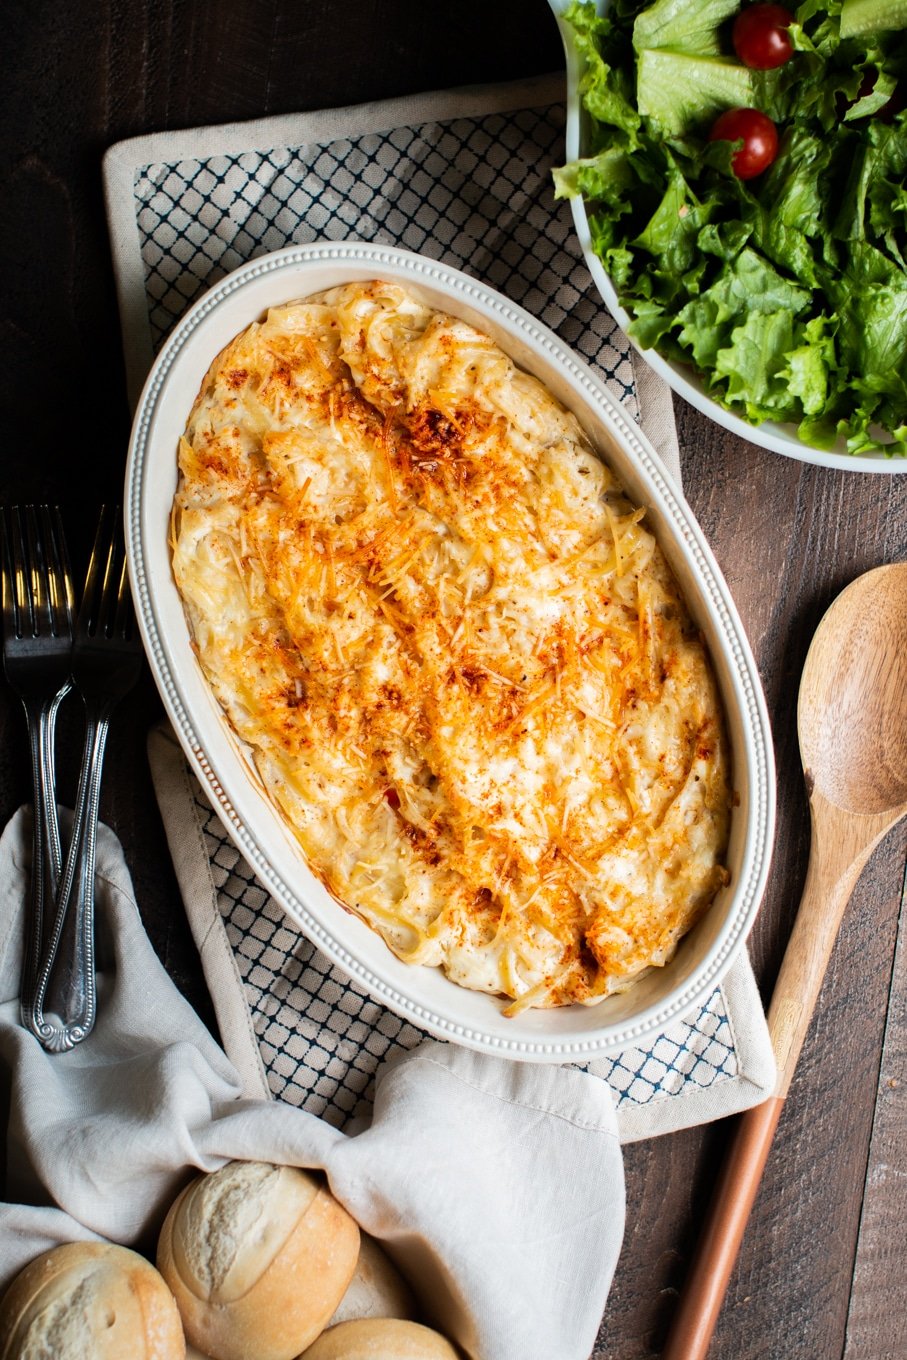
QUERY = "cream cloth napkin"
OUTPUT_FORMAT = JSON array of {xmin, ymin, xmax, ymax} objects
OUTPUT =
[{"xmin": 0, "ymin": 809, "xmax": 624, "ymax": 1360}]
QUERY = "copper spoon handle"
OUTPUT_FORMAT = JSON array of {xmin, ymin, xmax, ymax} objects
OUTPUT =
[
  {"xmin": 662, "ymin": 793, "xmax": 902, "ymax": 1360},
  {"xmin": 661, "ymin": 1097, "xmax": 783, "ymax": 1360}
]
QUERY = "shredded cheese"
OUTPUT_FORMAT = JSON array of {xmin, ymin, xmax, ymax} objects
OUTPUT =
[{"xmin": 171, "ymin": 280, "xmax": 732, "ymax": 1011}]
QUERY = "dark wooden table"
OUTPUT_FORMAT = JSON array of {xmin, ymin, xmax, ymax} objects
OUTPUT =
[{"xmin": 2, "ymin": 3, "xmax": 905, "ymax": 1357}]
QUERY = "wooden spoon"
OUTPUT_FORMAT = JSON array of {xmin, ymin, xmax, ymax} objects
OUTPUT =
[{"xmin": 663, "ymin": 562, "xmax": 907, "ymax": 1360}]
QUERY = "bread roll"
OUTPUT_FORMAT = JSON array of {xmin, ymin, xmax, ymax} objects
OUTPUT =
[
  {"xmin": 157, "ymin": 1161, "xmax": 359, "ymax": 1360},
  {"xmin": 300, "ymin": 1319, "xmax": 460, "ymax": 1359},
  {"xmin": 0, "ymin": 1241, "xmax": 185, "ymax": 1360},
  {"xmin": 328, "ymin": 1233, "xmax": 415, "ymax": 1327}
]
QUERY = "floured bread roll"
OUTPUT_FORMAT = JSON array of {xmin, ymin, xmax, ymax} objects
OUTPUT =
[
  {"xmin": 157, "ymin": 1161, "xmax": 360, "ymax": 1360},
  {"xmin": 300, "ymin": 1318, "xmax": 461, "ymax": 1359},
  {"xmin": 0, "ymin": 1241, "xmax": 185, "ymax": 1359},
  {"xmin": 328, "ymin": 1233, "xmax": 415, "ymax": 1327},
  {"xmin": 182, "ymin": 1233, "xmax": 415, "ymax": 1360}
]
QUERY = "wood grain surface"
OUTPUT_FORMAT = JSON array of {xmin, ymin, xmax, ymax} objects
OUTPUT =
[{"xmin": 1, "ymin": 4, "xmax": 905, "ymax": 1358}]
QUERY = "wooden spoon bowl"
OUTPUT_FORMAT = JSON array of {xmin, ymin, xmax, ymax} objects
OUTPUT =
[{"xmin": 798, "ymin": 565, "xmax": 907, "ymax": 816}]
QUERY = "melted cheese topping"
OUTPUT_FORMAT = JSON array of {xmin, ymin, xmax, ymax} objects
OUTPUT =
[{"xmin": 172, "ymin": 280, "xmax": 731, "ymax": 1012}]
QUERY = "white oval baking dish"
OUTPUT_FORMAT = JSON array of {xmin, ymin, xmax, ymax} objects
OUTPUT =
[{"xmin": 126, "ymin": 241, "xmax": 775, "ymax": 1061}]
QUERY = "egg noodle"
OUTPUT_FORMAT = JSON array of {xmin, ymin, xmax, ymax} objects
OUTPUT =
[{"xmin": 171, "ymin": 281, "xmax": 731, "ymax": 1012}]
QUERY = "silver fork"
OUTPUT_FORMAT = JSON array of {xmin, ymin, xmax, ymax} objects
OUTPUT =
[
  {"xmin": 0, "ymin": 506, "xmax": 75, "ymax": 1024},
  {"xmin": 30, "ymin": 506, "xmax": 144, "ymax": 1052}
]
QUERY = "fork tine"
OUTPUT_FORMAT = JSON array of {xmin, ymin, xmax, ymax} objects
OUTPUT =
[
  {"xmin": 113, "ymin": 552, "xmax": 135, "ymax": 640},
  {"xmin": 102, "ymin": 508, "xmax": 127, "ymax": 639},
  {"xmin": 6, "ymin": 506, "xmax": 33, "ymax": 639},
  {"xmin": 40, "ymin": 506, "xmax": 74, "ymax": 641},
  {"xmin": 0, "ymin": 506, "xmax": 20, "ymax": 641},
  {"xmin": 93, "ymin": 506, "xmax": 127, "ymax": 640},
  {"xmin": 24, "ymin": 507, "xmax": 51, "ymax": 638},
  {"xmin": 97, "ymin": 508, "xmax": 126, "ymax": 640},
  {"xmin": 78, "ymin": 505, "xmax": 118, "ymax": 638}
]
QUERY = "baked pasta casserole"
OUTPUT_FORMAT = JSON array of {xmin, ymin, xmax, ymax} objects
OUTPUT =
[{"xmin": 171, "ymin": 280, "xmax": 731, "ymax": 1012}]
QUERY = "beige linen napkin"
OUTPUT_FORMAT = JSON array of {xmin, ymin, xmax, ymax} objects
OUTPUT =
[{"xmin": 0, "ymin": 808, "xmax": 624, "ymax": 1360}]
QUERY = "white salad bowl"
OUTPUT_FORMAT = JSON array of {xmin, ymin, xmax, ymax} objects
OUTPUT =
[
  {"xmin": 126, "ymin": 240, "xmax": 775, "ymax": 1061},
  {"xmin": 549, "ymin": 0, "xmax": 907, "ymax": 474}
]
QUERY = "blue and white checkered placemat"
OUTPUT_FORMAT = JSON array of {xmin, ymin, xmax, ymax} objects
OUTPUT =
[{"xmin": 110, "ymin": 76, "xmax": 774, "ymax": 1142}]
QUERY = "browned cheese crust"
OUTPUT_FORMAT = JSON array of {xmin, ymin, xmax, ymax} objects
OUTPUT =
[{"xmin": 171, "ymin": 280, "xmax": 731, "ymax": 1012}]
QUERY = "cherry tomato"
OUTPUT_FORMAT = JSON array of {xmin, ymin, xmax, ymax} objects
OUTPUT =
[
  {"xmin": 733, "ymin": 4, "xmax": 794, "ymax": 70},
  {"xmin": 709, "ymin": 107, "xmax": 779, "ymax": 179}
]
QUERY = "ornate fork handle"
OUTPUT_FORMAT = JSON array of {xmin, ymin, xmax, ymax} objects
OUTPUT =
[
  {"xmin": 20, "ymin": 505, "xmax": 143, "ymax": 1053},
  {"xmin": 19, "ymin": 686, "xmax": 70, "ymax": 1026},
  {"xmin": 2, "ymin": 504, "xmax": 75, "ymax": 1036},
  {"xmin": 30, "ymin": 704, "xmax": 111, "ymax": 1052}
]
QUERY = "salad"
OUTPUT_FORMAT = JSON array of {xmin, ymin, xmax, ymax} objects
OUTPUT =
[{"xmin": 554, "ymin": 0, "xmax": 907, "ymax": 457}]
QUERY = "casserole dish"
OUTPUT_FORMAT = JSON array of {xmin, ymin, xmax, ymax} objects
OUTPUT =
[{"xmin": 126, "ymin": 241, "xmax": 775, "ymax": 1060}]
